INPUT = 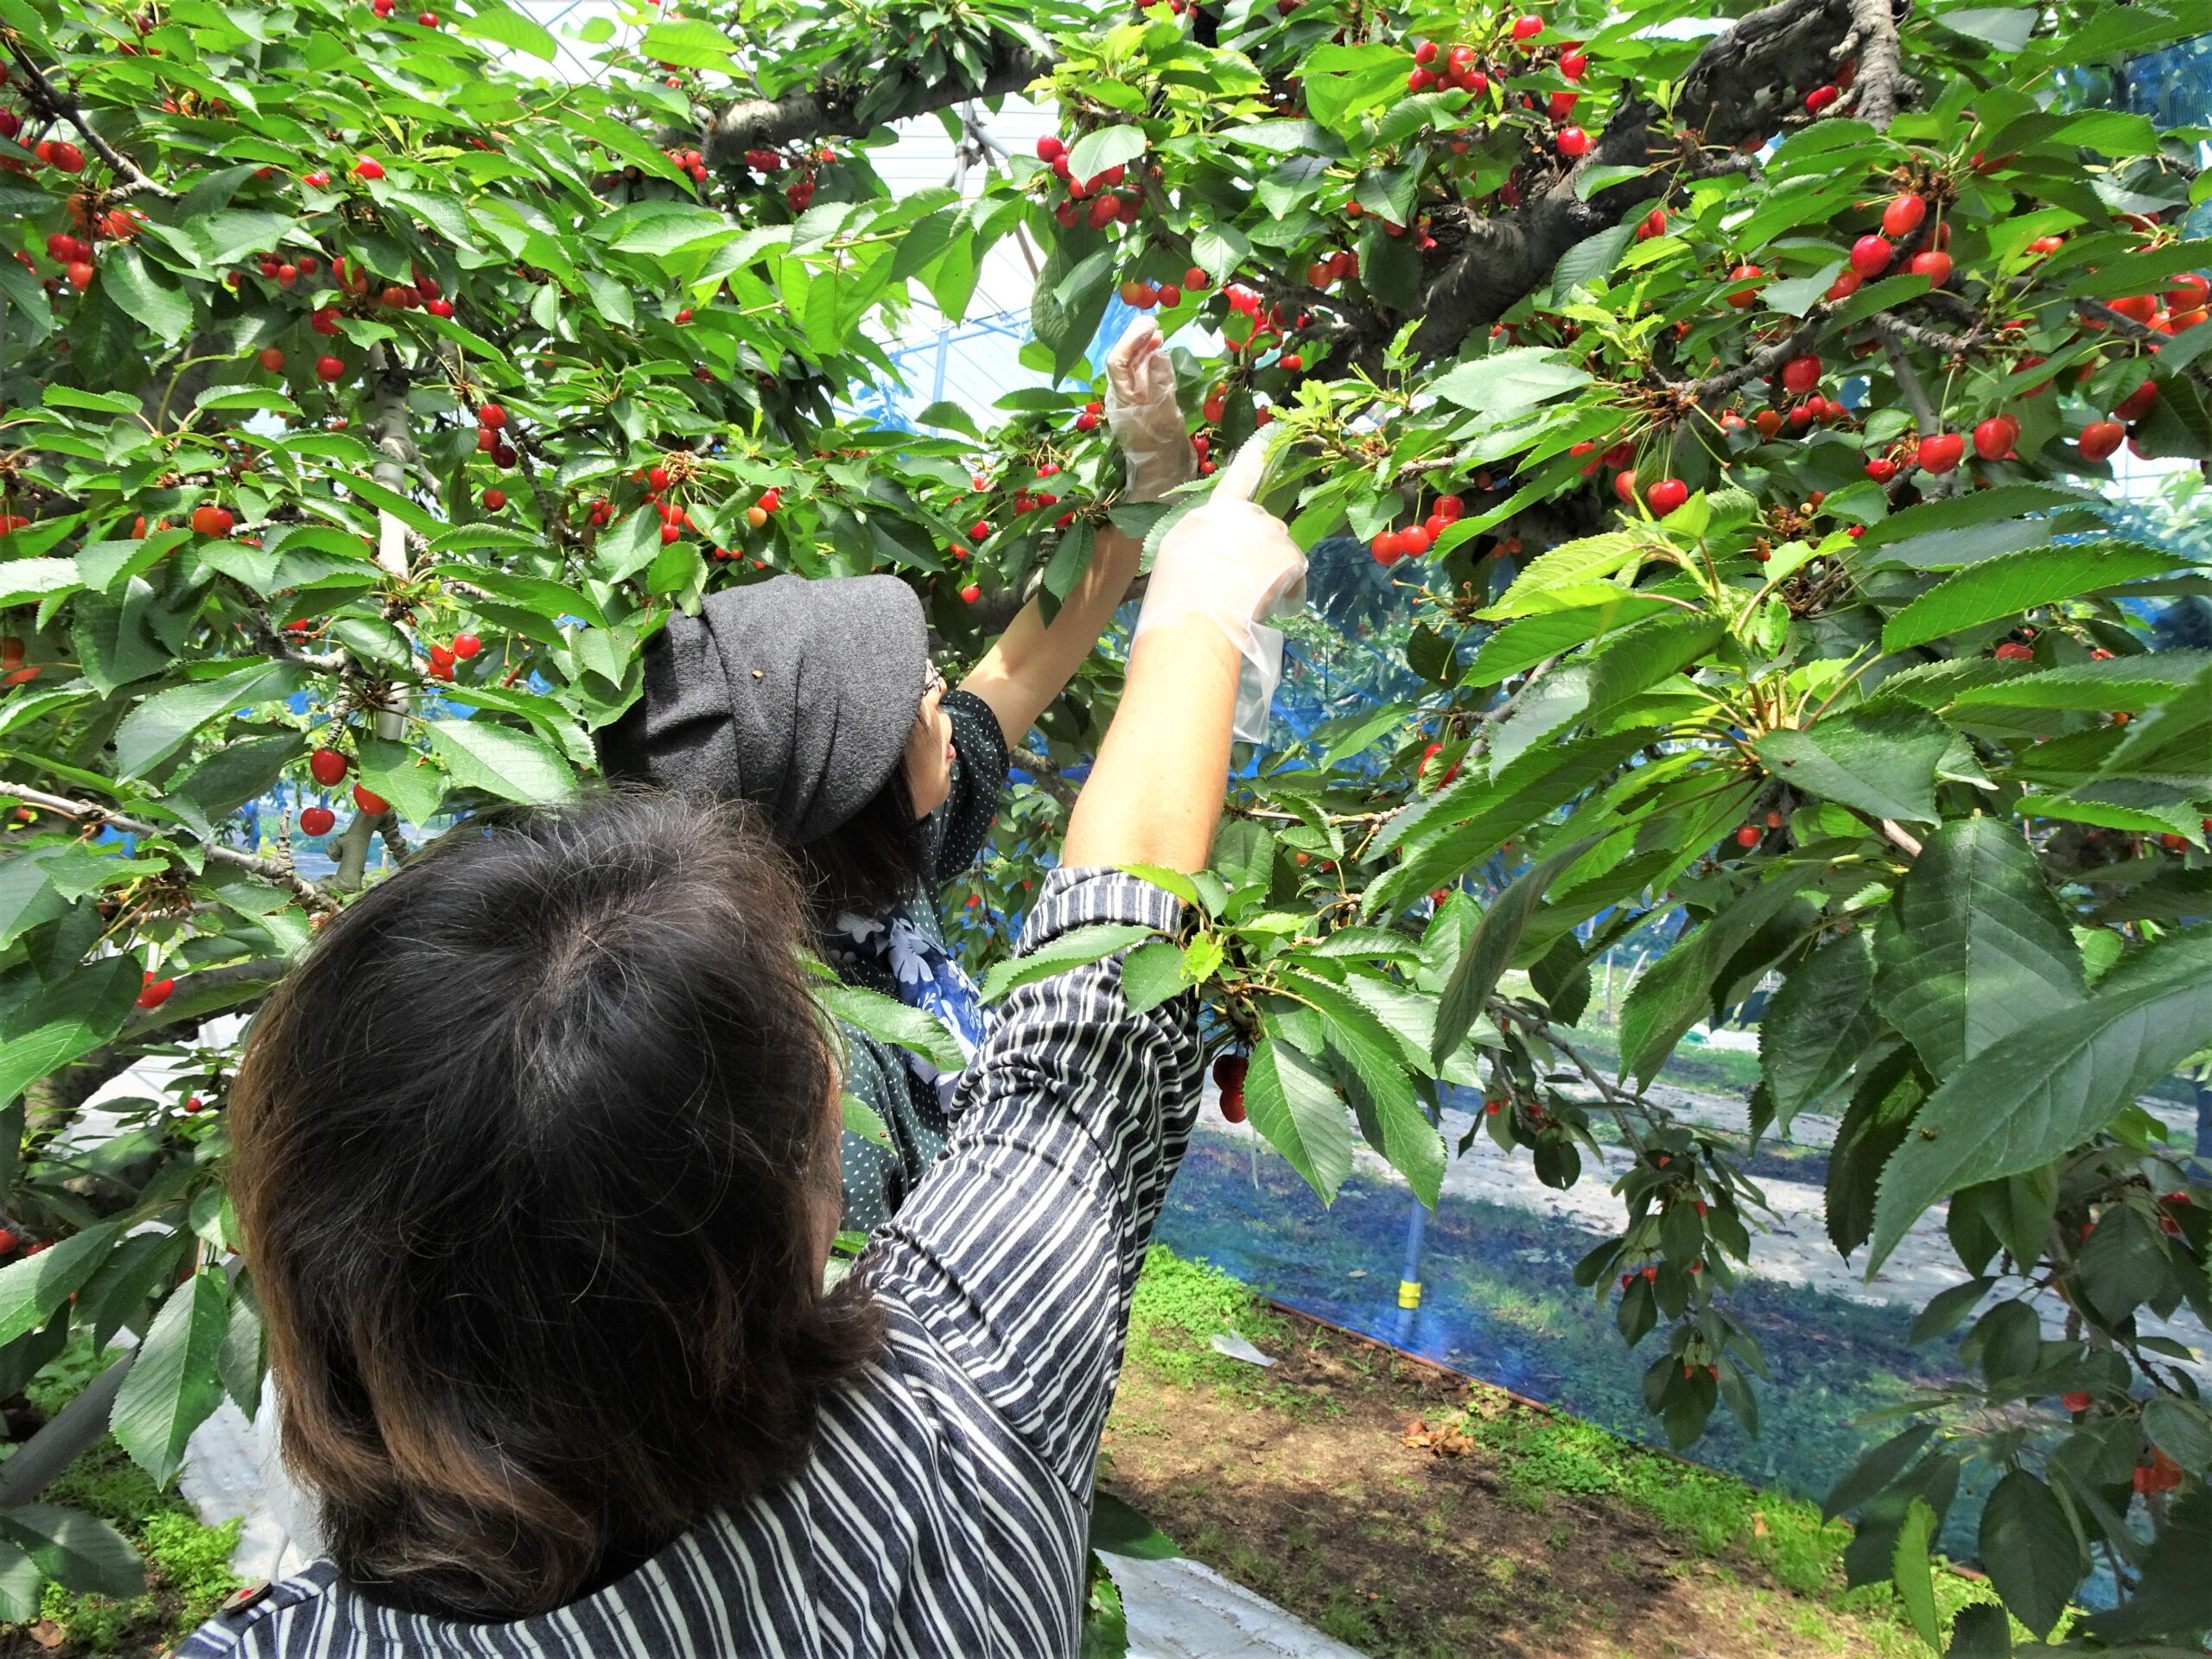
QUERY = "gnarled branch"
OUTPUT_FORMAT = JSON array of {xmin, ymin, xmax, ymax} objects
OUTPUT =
[{"xmin": 702, "ymin": 41, "xmax": 1052, "ymax": 167}]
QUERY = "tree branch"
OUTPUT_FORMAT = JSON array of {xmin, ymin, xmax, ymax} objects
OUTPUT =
[
  {"xmin": 0, "ymin": 39, "xmax": 175, "ymax": 200},
  {"xmin": 1412, "ymin": 0, "xmax": 1909, "ymax": 363},
  {"xmin": 1878, "ymin": 330, "xmax": 1960, "ymax": 499},
  {"xmin": 1836, "ymin": 0, "xmax": 1918, "ymax": 132},
  {"xmin": 221, "ymin": 578, "xmax": 351, "ymax": 674},
  {"xmin": 1688, "ymin": 308, "xmax": 1834, "ymax": 404},
  {"xmin": 0, "ymin": 779, "xmax": 334, "ymax": 909},
  {"xmin": 2076, "ymin": 298, "xmax": 2212, "ymax": 398},
  {"xmin": 702, "ymin": 41, "xmax": 1052, "ymax": 166}
]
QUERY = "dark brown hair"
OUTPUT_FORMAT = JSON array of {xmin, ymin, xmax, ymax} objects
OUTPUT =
[
  {"xmin": 229, "ymin": 791, "xmax": 881, "ymax": 1622},
  {"xmin": 791, "ymin": 763, "xmax": 927, "ymax": 926}
]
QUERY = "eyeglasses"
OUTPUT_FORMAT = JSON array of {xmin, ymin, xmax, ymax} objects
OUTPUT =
[{"xmin": 921, "ymin": 664, "xmax": 947, "ymax": 701}]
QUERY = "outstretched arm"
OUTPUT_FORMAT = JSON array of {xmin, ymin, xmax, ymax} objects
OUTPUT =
[{"xmin": 958, "ymin": 318, "xmax": 1194, "ymax": 748}]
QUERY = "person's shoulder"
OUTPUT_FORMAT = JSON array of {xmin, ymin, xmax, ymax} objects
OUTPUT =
[{"xmin": 175, "ymin": 1563, "xmax": 346, "ymax": 1656}]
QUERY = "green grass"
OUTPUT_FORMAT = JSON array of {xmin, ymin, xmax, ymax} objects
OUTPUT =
[{"xmin": 6, "ymin": 1335, "xmax": 244, "ymax": 1655}]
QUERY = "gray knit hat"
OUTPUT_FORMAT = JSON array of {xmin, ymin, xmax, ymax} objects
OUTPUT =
[{"xmin": 597, "ymin": 575, "xmax": 930, "ymax": 844}]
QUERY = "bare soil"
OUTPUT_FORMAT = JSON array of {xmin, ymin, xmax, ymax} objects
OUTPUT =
[{"xmin": 1101, "ymin": 1304, "xmax": 1918, "ymax": 1659}]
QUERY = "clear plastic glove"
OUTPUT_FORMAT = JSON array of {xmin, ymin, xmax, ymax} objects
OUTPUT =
[
  {"xmin": 1105, "ymin": 316, "xmax": 1196, "ymax": 503},
  {"xmin": 1133, "ymin": 433, "xmax": 1306, "ymax": 743}
]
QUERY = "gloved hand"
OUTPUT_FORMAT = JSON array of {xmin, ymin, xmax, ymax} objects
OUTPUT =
[
  {"xmin": 1104, "ymin": 316, "xmax": 1196, "ymax": 503},
  {"xmin": 1133, "ymin": 432, "xmax": 1306, "ymax": 742}
]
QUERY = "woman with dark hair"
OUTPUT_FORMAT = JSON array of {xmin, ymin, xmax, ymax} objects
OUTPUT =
[
  {"xmin": 599, "ymin": 318, "xmax": 1217, "ymax": 1235},
  {"xmin": 179, "ymin": 437, "xmax": 1303, "ymax": 1656}
]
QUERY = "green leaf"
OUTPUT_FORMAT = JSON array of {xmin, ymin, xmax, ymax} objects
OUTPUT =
[
  {"xmin": 1757, "ymin": 703, "xmax": 1952, "ymax": 825},
  {"xmin": 633, "ymin": 16, "xmax": 733, "ymax": 67},
  {"xmin": 1871, "ymin": 816, "xmax": 2085, "ymax": 1082},
  {"xmin": 1119, "ymin": 941, "xmax": 1187, "ymax": 1016},
  {"xmin": 1376, "ymin": 728, "xmax": 1655, "ymax": 908},
  {"xmin": 1550, "ymin": 221, "xmax": 1637, "ymax": 296},
  {"xmin": 1090, "ymin": 1491, "xmax": 1179, "ymax": 1560},
  {"xmin": 112, "ymin": 660, "xmax": 299, "ymax": 779},
  {"xmin": 1464, "ymin": 596, "xmax": 1671, "ymax": 683},
  {"xmin": 0, "ymin": 1505, "xmax": 141, "ymax": 1599},
  {"xmin": 353, "ymin": 737, "xmax": 444, "ymax": 824},
  {"xmin": 0, "ymin": 557, "xmax": 80, "ymax": 610},
  {"xmin": 1979, "ymin": 1470, "xmax": 2085, "ymax": 1638},
  {"xmin": 2143, "ymin": 1398, "xmax": 2212, "ymax": 1472},
  {"xmin": 0, "ymin": 853, "xmax": 68, "ymax": 952},
  {"xmin": 1428, "ymin": 349, "xmax": 1589, "ymax": 421},
  {"xmin": 111, "ymin": 1270, "xmax": 230, "ymax": 1486},
  {"xmin": 1066, "ymin": 124, "xmax": 1148, "ymax": 185},
  {"xmin": 1244, "ymin": 1036, "xmax": 1353, "ymax": 1203},
  {"xmin": 817, "ymin": 981, "xmax": 964, "ymax": 1075},
  {"xmin": 1867, "ymin": 926, "xmax": 2212, "ymax": 1269},
  {"xmin": 2083, "ymin": 1487, "xmax": 2212, "ymax": 1645},
  {"xmin": 1760, "ymin": 931, "xmax": 1878, "ymax": 1133},
  {"xmin": 1891, "ymin": 1498, "xmax": 1941, "ymax": 1649},
  {"xmin": 1432, "ymin": 837, "xmax": 1595, "ymax": 1065},
  {"xmin": 1882, "ymin": 543, "xmax": 2182, "ymax": 652},
  {"xmin": 1948, "ymin": 647, "xmax": 2212, "ymax": 711},
  {"xmin": 0, "ymin": 1220, "xmax": 124, "ymax": 1346},
  {"xmin": 979, "ymin": 924, "xmax": 1162, "ymax": 1002},
  {"xmin": 1481, "ymin": 534, "xmax": 1644, "ymax": 615},
  {"xmin": 1619, "ymin": 871, "xmax": 1819, "ymax": 1084},
  {"xmin": 1944, "ymin": 1604, "xmax": 2010, "ymax": 1658},
  {"xmin": 0, "ymin": 958, "xmax": 142, "ymax": 1114},
  {"xmin": 425, "ymin": 719, "xmax": 578, "ymax": 804},
  {"xmin": 840, "ymin": 1091, "xmax": 892, "ymax": 1147},
  {"xmin": 99, "ymin": 246, "xmax": 192, "ymax": 346}
]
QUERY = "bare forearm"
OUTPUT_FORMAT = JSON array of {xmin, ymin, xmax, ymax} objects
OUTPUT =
[
  {"xmin": 959, "ymin": 525, "xmax": 1144, "ymax": 746},
  {"xmin": 1062, "ymin": 617, "xmax": 1237, "ymax": 874}
]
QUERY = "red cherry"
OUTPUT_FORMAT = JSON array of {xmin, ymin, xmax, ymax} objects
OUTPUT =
[
  {"xmin": 2077, "ymin": 419, "xmax": 2125, "ymax": 461},
  {"xmin": 1556, "ymin": 126, "xmax": 1590, "ymax": 158},
  {"xmin": 2061, "ymin": 1391, "xmax": 2092, "ymax": 1413},
  {"xmin": 1612, "ymin": 469, "xmax": 1639, "ymax": 504},
  {"xmin": 960, "ymin": 582, "xmax": 981, "ymax": 604},
  {"xmin": 1645, "ymin": 478, "xmax": 1688, "ymax": 515},
  {"xmin": 1972, "ymin": 416, "xmax": 2015, "ymax": 461},
  {"xmin": 257, "ymin": 346, "xmax": 285, "ymax": 372},
  {"xmin": 482, "ymin": 487, "xmax": 506, "ymax": 510},
  {"xmin": 352, "ymin": 156, "xmax": 385, "ymax": 180},
  {"xmin": 1400, "ymin": 523, "xmax": 1432, "ymax": 556},
  {"xmin": 1726, "ymin": 264, "xmax": 1762, "ymax": 307},
  {"xmin": 1036, "ymin": 134, "xmax": 1065, "ymax": 162},
  {"xmin": 452, "ymin": 633, "xmax": 482, "ymax": 659},
  {"xmin": 1185, "ymin": 266, "xmax": 1210, "ymax": 290},
  {"xmin": 1880, "ymin": 192, "xmax": 1927, "ymax": 238},
  {"xmin": 309, "ymin": 747, "xmax": 349, "ymax": 786},
  {"xmin": 1735, "ymin": 825, "xmax": 1761, "ymax": 848},
  {"xmin": 2113, "ymin": 379, "xmax": 2158, "ymax": 424},
  {"xmin": 1849, "ymin": 234, "xmax": 1892, "ymax": 278},
  {"xmin": 300, "ymin": 805, "xmax": 336, "ymax": 836},
  {"xmin": 1560, "ymin": 48, "xmax": 1587, "ymax": 78},
  {"xmin": 1413, "ymin": 39, "xmax": 1438, "ymax": 64},
  {"xmin": 1219, "ymin": 1089, "xmax": 1247, "ymax": 1124},
  {"xmin": 1213, "ymin": 1053, "xmax": 1249, "ymax": 1090},
  {"xmin": 1510, "ymin": 15, "xmax": 1542, "ymax": 40},
  {"xmin": 1907, "ymin": 249, "xmax": 1952, "ymax": 286},
  {"xmin": 477, "ymin": 403, "xmax": 507, "ymax": 430},
  {"xmin": 1865, "ymin": 455, "xmax": 1897, "ymax": 482},
  {"xmin": 137, "ymin": 972, "xmax": 175, "ymax": 1010},
  {"xmin": 1780, "ymin": 353, "xmax": 1821, "ymax": 394},
  {"xmin": 353, "ymin": 784, "xmax": 391, "ymax": 816},
  {"xmin": 1915, "ymin": 431, "xmax": 1965, "ymax": 474},
  {"xmin": 315, "ymin": 354, "xmax": 345, "ymax": 382},
  {"xmin": 1434, "ymin": 493, "xmax": 1464, "ymax": 520},
  {"xmin": 1804, "ymin": 84, "xmax": 1838, "ymax": 113}
]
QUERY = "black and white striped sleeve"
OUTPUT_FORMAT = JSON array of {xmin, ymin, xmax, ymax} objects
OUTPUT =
[{"xmin": 866, "ymin": 867, "xmax": 1198, "ymax": 1494}]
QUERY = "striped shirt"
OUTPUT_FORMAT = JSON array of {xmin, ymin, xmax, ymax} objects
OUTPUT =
[{"xmin": 178, "ymin": 867, "xmax": 1194, "ymax": 1659}]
